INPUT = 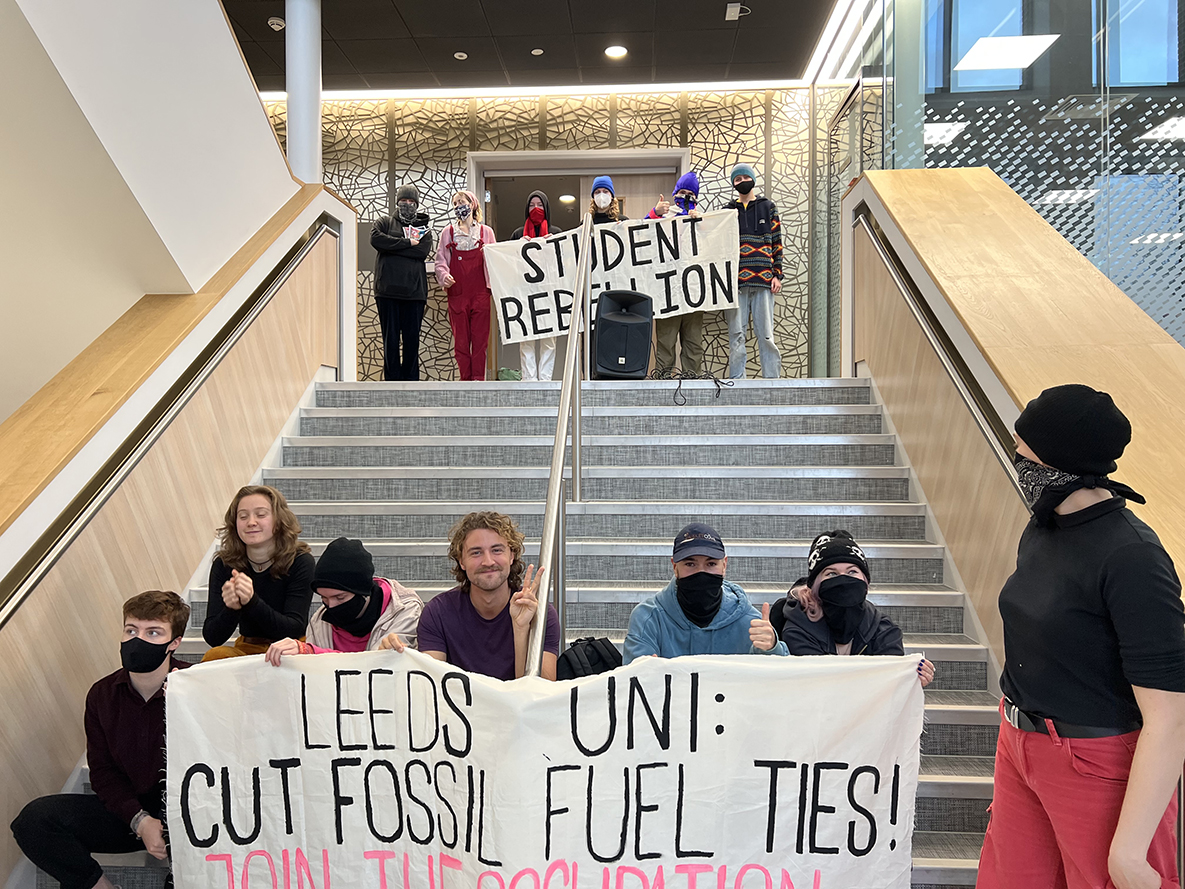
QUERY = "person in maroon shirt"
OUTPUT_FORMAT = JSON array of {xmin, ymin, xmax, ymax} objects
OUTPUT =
[{"xmin": 11, "ymin": 591, "xmax": 190, "ymax": 889}]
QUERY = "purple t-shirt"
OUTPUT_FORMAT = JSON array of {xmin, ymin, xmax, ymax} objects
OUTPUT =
[{"xmin": 416, "ymin": 586, "xmax": 561, "ymax": 681}]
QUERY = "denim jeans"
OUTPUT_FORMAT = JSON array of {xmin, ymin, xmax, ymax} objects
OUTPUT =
[{"xmin": 726, "ymin": 284, "xmax": 781, "ymax": 379}]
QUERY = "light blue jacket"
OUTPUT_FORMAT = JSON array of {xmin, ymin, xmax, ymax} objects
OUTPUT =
[{"xmin": 622, "ymin": 576, "xmax": 789, "ymax": 663}]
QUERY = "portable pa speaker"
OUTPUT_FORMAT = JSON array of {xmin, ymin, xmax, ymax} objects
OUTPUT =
[{"xmin": 592, "ymin": 290, "xmax": 653, "ymax": 380}]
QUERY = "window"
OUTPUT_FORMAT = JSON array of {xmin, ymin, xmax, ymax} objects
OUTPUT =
[{"xmin": 1094, "ymin": 0, "xmax": 1181, "ymax": 86}]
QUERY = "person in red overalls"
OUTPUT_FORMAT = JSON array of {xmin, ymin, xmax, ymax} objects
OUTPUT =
[{"xmin": 435, "ymin": 190, "xmax": 496, "ymax": 381}]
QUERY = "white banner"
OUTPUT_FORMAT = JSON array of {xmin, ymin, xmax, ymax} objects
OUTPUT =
[
  {"xmin": 167, "ymin": 651, "xmax": 924, "ymax": 889},
  {"xmin": 484, "ymin": 211, "xmax": 741, "ymax": 345}
]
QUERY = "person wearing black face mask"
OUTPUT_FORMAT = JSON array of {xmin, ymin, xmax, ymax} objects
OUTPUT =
[
  {"xmin": 266, "ymin": 537, "xmax": 423, "ymax": 664},
  {"xmin": 12, "ymin": 592, "xmax": 190, "ymax": 889},
  {"xmin": 622, "ymin": 523, "xmax": 788, "ymax": 662},
  {"xmin": 782, "ymin": 531, "xmax": 934, "ymax": 686},
  {"xmin": 976, "ymin": 385, "xmax": 1185, "ymax": 889},
  {"xmin": 724, "ymin": 163, "xmax": 782, "ymax": 380},
  {"xmin": 649, "ymin": 171, "xmax": 706, "ymax": 376},
  {"xmin": 371, "ymin": 183, "xmax": 433, "ymax": 381}
]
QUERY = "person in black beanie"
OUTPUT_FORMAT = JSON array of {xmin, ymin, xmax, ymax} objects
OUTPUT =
[
  {"xmin": 977, "ymin": 384, "xmax": 1185, "ymax": 889},
  {"xmin": 371, "ymin": 184, "xmax": 433, "ymax": 380},
  {"xmin": 265, "ymin": 537, "xmax": 423, "ymax": 662},
  {"xmin": 781, "ymin": 530, "xmax": 935, "ymax": 685}
]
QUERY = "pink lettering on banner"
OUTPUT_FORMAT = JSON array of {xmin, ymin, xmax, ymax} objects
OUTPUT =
[
  {"xmin": 364, "ymin": 851, "xmax": 397, "ymax": 889},
  {"xmin": 207, "ymin": 854, "xmax": 236, "ymax": 889},
  {"xmin": 243, "ymin": 851, "xmax": 279, "ymax": 889},
  {"xmin": 510, "ymin": 869, "xmax": 541, "ymax": 889},
  {"xmin": 543, "ymin": 860, "xmax": 570, "ymax": 889},
  {"xmin": 615, "ymin": 866, "xmax": 664, "ymax": 889},
  {"xmin": 440, "ymin": 854, "xmax": 464, "ymax": 889},
  {"xmin": 674, "ymin": 864, "xmax": 713, "ymax": 889},
  {"xmin": 734, "ymin": 866, "xmax": 771, "ymax": 889}
]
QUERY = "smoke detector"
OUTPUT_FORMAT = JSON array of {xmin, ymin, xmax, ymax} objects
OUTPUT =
[{"xmin": 267, "ymin": 16, "xmax": 285, "ymax": 31}]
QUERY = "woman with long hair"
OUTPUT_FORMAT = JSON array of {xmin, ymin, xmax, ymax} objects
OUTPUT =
[
  {"xmin": 588, "ymin": 175, "xmax": 628, "ymax": 225},
  {"xmin": 435, "ymin": 190, "xmax": 496, "ymax": 380},
  {"xmin": 201, "ymin": 485, "xmax": 314, "ymax": 660}
]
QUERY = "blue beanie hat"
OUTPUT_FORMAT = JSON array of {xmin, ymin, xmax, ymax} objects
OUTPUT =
[
  {"xmin": 673, "ymin": 171, "xmax": 700, "ymax": 196},
  {"xmin": 591, "ymin": 175, "xmax": 615, "ymax": 196},
  {"xmin": 730, "ymin": 163, "xmax": 757, "ymax": 185}
]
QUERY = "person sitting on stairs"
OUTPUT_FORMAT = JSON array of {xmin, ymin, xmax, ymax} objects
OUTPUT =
[
  {"xmin": 782, "ymin": 530, "xmax": 935, "ymax": 686},
  {"xmin": 381, "ymin": 512, "xmax": 560, "ymax": 681},
  {"xmin": 265, "ymin": 537, "xmax": 423, "ymax": 665},
  {"xmin": 201, "ymin": 485, "xmax": 315, "ymax": 661},
  {"xmin": 11, "ymin": 591, "xmax": 190, "ymax": 889},
  {"xmin": 622, "ymin": 523, "xmax": 788, "ymax": 663}
]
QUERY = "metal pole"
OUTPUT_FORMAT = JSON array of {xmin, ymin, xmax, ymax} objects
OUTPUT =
[
  {"xmin": 525, "ymin": 213, "xmax": 593, "ymax": 677},
  {"xmin": 572, "ymin": 340, "xmax": 583, "ymax": 503},
  {"xmin": 285, "ymin": 0, "xmax": 322, "ymax": 183},
  {"xmin": 554, "ymin": 502, "xmax": 567, "ymax": 651}
]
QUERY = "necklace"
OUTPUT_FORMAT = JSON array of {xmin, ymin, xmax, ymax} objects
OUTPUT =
[{"xmin": 249, "ymin": 557, "xmax": 273, "ymax": 573}]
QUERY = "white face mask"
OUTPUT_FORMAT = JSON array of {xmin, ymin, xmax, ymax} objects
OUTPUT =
[{"xmin": 593, "ymin": 192, "xmax": 612, "ymax": 210}]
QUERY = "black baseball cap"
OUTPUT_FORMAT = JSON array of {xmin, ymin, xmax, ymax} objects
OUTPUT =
[{"xmin": 672, "ymin": 523, "xmax": 726, "ymax": 560}]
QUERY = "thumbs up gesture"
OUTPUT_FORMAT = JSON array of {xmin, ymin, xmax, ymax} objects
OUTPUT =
[
  {"xmin": 750, "ymin": 601, "xmax": 778, "ymax": 651},
  {"xmin": 654, "ymin": 194, "xmax": 671, "ymax": 216}
]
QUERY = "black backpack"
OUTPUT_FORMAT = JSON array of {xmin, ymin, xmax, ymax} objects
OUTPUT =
[{"xmin": 556, "ymin": 636, "xmax": 623, "ymax": 680}]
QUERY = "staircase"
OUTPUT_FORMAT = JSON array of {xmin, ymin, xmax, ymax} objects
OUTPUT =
[{"xmin": 180, "ymin": 378, "xmax": 996, "ymax": 887}]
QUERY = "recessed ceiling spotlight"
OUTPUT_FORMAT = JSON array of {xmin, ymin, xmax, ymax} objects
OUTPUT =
[
  {"xmin": 454, "ymin": 51, "xmax": 469, "ymax": 61},
  {"xmin": 267, "ymin": 16, "xmax": 285, "ymax": 31},
  {"xmin": 559, "ymin": 194, "xmax": 576, "ymax": 203},
  {"xmin": 531, "ymin": 48, "xmax": 545, "ymax": 56},
  {"xmin": 604, "ymin": 45, "xmax": 628, "ymax": 59}
]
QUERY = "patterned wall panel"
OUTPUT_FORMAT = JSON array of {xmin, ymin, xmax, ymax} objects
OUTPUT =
[
  {"xmin": 811, "ymin": 86, "xmax": 854, "ymax": 376},
  {"xmin": 544, "ymin": 94, "xmax": 612, "ymax": 151},
  {"xmin": 300, "ymin": 88, "xmax": 819, "ymax": 381},
  {"xmin": 925, "ymin": 95, "xmax": 1185, "ymax": 345},
  {"xmin": 616, "ymin": 93, "xmax": 683, "ymax": 148}
]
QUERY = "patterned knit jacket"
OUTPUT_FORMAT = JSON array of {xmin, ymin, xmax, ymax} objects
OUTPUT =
[{"xmin": 724, "ymin": 196, "xmax": 783, "ymax": 286}]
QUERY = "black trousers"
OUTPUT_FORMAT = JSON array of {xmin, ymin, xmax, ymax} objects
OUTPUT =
[
  {"xmin": 376, "ymin": 297, "xmax": 426, "ymax": 381},
  {"xmin": 12, "ymin": 795, "xmax": 146, "ymax": 889}
]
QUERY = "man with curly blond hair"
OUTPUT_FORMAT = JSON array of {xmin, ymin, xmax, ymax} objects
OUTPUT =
[{"xmin": 385, "ymin": 511, "xmax": 560, "ymax": 680}]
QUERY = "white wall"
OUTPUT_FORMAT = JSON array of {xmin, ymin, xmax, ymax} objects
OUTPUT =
[
  {"xmin": 14, "ymin": 0, "xmax": 300, "ymax": 292},
  {"xmin": 0, "ymin": 0, "xmax": 192, "ymax": 422}
]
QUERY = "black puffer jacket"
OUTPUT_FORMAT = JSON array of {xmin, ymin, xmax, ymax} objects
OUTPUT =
[
  {"xmin": 371, "ymin": 211, "xmax": 433, "ymax": 300},
  {"xmin": 781, "ymin": 599, "xmax": 904, "ymax": 656}
]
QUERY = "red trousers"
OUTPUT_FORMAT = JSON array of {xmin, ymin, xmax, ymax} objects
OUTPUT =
[
  {"xmin": 447, "ymin": 243, "xmax": 491, "ymax": 381},
  {"xmin": 977, "ymin": 708, "xmax": 1179, "ymax": 889}
]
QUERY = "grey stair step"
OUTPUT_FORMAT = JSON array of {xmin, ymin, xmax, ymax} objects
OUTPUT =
[
  {"xmin": 299, "ymin": 405, "xmax": 884, "ymax": 437},
  {"xmin": 38, "ymin": 856, "xmax": 170, "ymax": 889},
  {"xmin": 915, "ymin": 795, "xmax": 990, "ymax": 834},
  {"xmin": 920, "ymin": 755, "xmax": 995, "ymax": 779},
  {"xmin": 289, "ymin": 500, "xmax": 929, "ymax": 542},
  {"xmin": 910, "ymin": 832, "xmax": 983, "ymax": 885},
  {"xmin": 281, "ymin": 434, "xmax": 897, "ymax": 469},
  {"xmin": 264, "ymin": 465, "xmax": 913, "ymax": 503},
  {"xmin": 315, "ymin": 379, "xmax": 872, "ymax": 409}
]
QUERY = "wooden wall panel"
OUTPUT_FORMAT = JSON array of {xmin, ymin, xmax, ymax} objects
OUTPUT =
[
  {"xmin": 0, "ymin": 234, "xmax": 338, "ymax": 881},
  {"xmin": 863, "ymin": 168, "xmax": 1185, "ymax": 568},
  {"xmin": 854, "ymin": 226, "xmax": 1027, "ymax": 666}
]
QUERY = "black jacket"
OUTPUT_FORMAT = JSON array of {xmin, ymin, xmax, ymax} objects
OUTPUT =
[
  {"xmin": 371, "ymin": 211, "xmax": 433, "ymax": 300},
  {"xmin": 781, "ymin": 599, "xmax": 904, "ymax": 656},
  {"xmin": 592, "ymin": 210, "xmax": 628, "ymax": 225},
  {"xmin": 511, "ymin": 189, "xmax": 563, "ymax": 240}
]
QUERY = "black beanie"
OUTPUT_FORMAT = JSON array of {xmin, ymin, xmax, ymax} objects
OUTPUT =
[
  {"xmin": 806, "ymin": 530, "xmax": 871, "ymax": 587},
  {"xmin": 395, "ymin": 184, "xmax": 419, "ymax": 205},
  {"xmin": 314, "ymin": 538, "xmax": 375, "ymax": 597},
  {"xmin": 1014, "ymin": 384, "xmax": 1131, "ymax": 476}
]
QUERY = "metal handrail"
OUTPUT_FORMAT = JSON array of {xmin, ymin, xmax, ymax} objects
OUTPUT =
[
  {"xmin": 525, "ymin": 212, "xmax": 593, "ymax": 676},
  {"xmin": 851, "ymin": 213, "xmax": 1024, "ymax": 501}
]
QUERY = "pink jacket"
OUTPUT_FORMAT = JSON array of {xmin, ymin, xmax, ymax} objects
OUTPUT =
[{"xmin": 434, "ymin": 222, "xmax": 496, "ymax": 292}]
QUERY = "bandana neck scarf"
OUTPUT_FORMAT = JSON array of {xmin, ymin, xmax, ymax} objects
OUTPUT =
[{"xmin": 1013, "ymin": 455, "xmax": 1145, "ymax": 526}]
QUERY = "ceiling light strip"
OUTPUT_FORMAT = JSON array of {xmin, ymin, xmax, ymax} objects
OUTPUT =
[{"xmin": 260, "ymin": 79, "xmax": 809, "ymax": 102}]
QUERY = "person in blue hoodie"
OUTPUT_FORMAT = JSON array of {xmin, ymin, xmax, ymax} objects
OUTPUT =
[
  {"xmin": 648, "ymin": 172, "xmax": 706, "ymax": 375},
  {"xmin": 622, "ymin": 523, "xmax": 788, "ymax": 662}
]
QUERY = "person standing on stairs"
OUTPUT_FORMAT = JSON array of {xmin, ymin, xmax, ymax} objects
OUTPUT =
[
  {"xmin": 371, "ymin": 183, "xmax": 433, "ymax": 381},
  {"xmin": 589, "ymin": 175, "xmax": 628, "ymax": 226},
  {"xmin": 622, "ymin": 523, "xmax": 788, "ymax": 662},
  {"xmin": 11, "ymin": 591, "xmax": 190, "ymax": 889},
  {"xmin": 436, "ymin": 190, "xmax": 495, "ymax": 381},
  {"xmin": 201, "ymin": 485, "xmax": 315, "ymax": 660},
  {"xmin": 381, "ymin": 511, "xmax": 561, "ymax": 680},
  {"xmin": 265, "ymin": 537, "xmax": 423, "ymax": 664},
  {"xmin": 649, "ymin": 171, "xmax": 705, "ymax": 376},
  {"xmin": 781, "ymin": 530, "xmax": 935, "ymax": 686},
  {"xmin": 977, "ymin": 385, "xmax": 1185, "ymax": 889},
  {"xmin": 724, "ymin": 163, "xmax": 782, "ymax": 380},
  {"xmin": 511, "ymin": 191, "xmax": 562, "ymax": 382}
]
